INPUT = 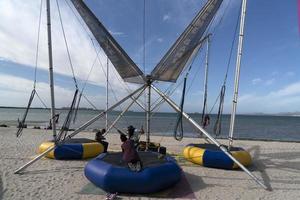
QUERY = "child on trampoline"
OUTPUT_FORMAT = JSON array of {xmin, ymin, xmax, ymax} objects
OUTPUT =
[{"xmin": 120, "ymin": 133, "xmax": 142, "ymax": 172}]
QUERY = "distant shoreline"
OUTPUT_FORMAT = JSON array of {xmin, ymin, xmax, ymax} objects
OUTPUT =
[{"xmin": 0, "ymin": 106, "xmax": 299, "ymax": 117}]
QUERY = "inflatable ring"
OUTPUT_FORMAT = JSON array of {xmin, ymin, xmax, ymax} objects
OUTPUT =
[
  {"xmin": 183, "ymin": 143, "xmax": 251, "ymax": 169},
  {"xmin": 38, "ymin": 138, "xmax": 104, "ymax": 160},
  {"xmin": 85, "ymin": 151, "xmax": 182, "ymax": 194}
]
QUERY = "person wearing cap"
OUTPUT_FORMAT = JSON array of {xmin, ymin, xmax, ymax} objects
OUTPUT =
[{"xmin": 127, "ymin": 125, "xmax": 144, "ymax": 147}]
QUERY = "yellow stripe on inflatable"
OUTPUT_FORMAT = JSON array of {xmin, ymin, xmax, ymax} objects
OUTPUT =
[
  {"xmin": 183, "ymin": 146, "xmax": 205, "ymax": 165},
  {"xmin": 38, "ymin": 141, "xmax": 55, "ymax": 159},
  {"xmin": 232, "ymin": 150, "xmax": 252, "ymax": 169},
  {"xmin": 82, "ymin": 142, "xmax": 104, "ymax": 159}
]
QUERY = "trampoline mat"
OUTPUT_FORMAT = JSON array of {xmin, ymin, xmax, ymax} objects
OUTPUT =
[{"xmin": 101, "ymin": 152, "xmax": 168, "ymax": 168}]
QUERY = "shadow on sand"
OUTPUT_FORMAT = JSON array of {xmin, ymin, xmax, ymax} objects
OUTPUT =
[
  {"xmin": 79, "ymin": 171, "xmax": 202, "ymax": 199},
  {"xmin": 247, "ymin": 145, "xmax": 300, "ymax": 191},
  {"xmin": 0, "ymin": 172, "xmax": 7, "ymax": 200},
  {"xmin": 17, "ymin": 166, "xmax": 84, "ymax": 175}
]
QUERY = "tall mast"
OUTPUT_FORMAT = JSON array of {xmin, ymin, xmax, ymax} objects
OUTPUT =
[
  {"xmin": 46, "ymin": 0, "xmax": 57, "ymax": 140},
  {"xmin": 106, "ymin": 56, "xmax": 109, "ymax": 130},
  {"xmin": 228, "ymin": 0, "xmax": 247, "ymax": 149}
]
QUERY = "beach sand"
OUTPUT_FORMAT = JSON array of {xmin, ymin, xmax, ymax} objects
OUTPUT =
[{"xmin": 0, "ymin": 127, "xmax": 300, "ymax": 200}]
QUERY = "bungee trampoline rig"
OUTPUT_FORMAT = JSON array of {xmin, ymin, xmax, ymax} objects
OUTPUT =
[{"xmin": 14, "ymin": 0, "xmax": 270, "ymax": 193}]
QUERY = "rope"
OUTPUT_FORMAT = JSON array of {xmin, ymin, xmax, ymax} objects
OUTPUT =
[
  {"xmin": 66, "ymin": 0, "xmax": 143, "ymax": 115},
  {"xmin": 55, "ymin": 0, "xmax": 78, "ymax": 89},
  {"xmin": 33, "ymin": 0, "xmax": 43, "ymax": 89},
  {"xmin": 16, "ymin": 0, "xmax": 44, "ymax": 137},
  {"xmin": 16, "ymin": 89, "xmax": 36, "ymax": 137},
  {"xmin": 82, "ymin": 94, "xmax": 98, "ymax": 110},
  {"xmin": 172, "ymin": 41, "xmax": 203, "ymax": 140},
  {"xmin": 207, "ymin": 0, "xmax": 242, "ymax": 115},
  {"xmin": 56, "ymin": 89, "xmax": 79, "ymax": 142},
  {"xmin": 222, "ymin": 1, "xmax": 242, "ymax": 85},
  {"xmin": 35, "ymin": 91, "xmax": 48, "ymax": 109},
  {"xmin": 213, "ymin": 85, "xmax": 225, "ymax": 136},
  {"xmin": 72, "ymin": 49, "xmax": 100, "ymax": 123},
  {"xmin": 173, "ymin": 77, "xmax": 187, "ymax": 141},
  {"xmin": 73, "ymin": 92, "xmax": 82, "ymax": 123}
]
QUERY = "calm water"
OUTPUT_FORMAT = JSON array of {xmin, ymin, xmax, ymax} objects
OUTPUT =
[{"xmin": 0, "ymin": 108, "xmax": 300, "ymax": 142}]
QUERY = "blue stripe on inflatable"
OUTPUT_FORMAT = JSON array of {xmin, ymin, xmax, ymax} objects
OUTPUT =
[
  {"xmin": 54, "ymin": 143, "xmax": 83, "ymax": 159},
  {"xmin": 203, "ymin": 149, "xmax": 234, "ymax": 170},
  {"xmin": 85, "ymin": 153, "xmax": 182, "ymax": 194}
]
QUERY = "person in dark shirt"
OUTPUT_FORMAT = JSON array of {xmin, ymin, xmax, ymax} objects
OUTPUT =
[{"xmin": 120, "ymin": 134, "xmax": 142, "ymax": 172}]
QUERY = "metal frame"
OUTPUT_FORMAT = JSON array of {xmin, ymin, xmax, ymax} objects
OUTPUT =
[
  {"xmin": 14, "ymin": 85, "xmax": 146, "ymax": 174},
  {"xmin": 151, "ymin": 84, "xmax": 268, "ymax": 190},
  {"xmin": 15, "ymin": 0, "xmax": 269, "ymax": 191},
  {"xmin": 46, "ymin": 0, "xmax": 57, "ymax": 140},
  {"xmin": 228, "ymin": 0, "xmax": 247, "ymax": 149}
]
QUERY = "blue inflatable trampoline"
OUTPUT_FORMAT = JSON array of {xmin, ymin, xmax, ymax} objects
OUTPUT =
[{"xmin": 84, "ymin": 151, "xmax": 182, "ymax": 194}]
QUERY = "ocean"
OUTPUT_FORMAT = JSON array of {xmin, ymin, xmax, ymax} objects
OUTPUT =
[{"xmin": 1, "ymin": 107, "xmax": 300, "ymax": 142}]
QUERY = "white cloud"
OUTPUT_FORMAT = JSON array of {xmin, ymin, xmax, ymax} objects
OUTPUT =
[
  {"xmin": 108, "ymin": 30, "xmax": 125, "ymax": 36},
  {"xmin": 239, "ymin": 81, "xmax": 300, "ymax": 113},
  {"xmin": 269, "ymin": 82, "xmax": 300, "ymax": 97},
  {"xmin": 163, "ymin": 14, "xmax": 171, "ymax": 21},
  {"xmin": 0, "ymin": 0, "xmax": 129, "ymax": 91},
  {"xmin": 271, "ymin": 71, "xmax": 278, "ymax": 76},
  {"xmin": 0, "ymin": 74, "xmax": 74, "ymax": 107},
  {"xmin": 157, "ymin": 38, "xmax": 164, "ymax": 43},
  {"xmin": 251, "ymin": 78, "xmax": 262, "ymax": 85},
  {"xmin": 285, "ymin": 71, "xmax": 295, "ymax": 77},
  {"xmin": 0, "ymin": 73, "xmax": 140, "ymax": 110},
  {"xmin": 251, "ymin": 78, "xmax": 275, "ymax": 86},
  {"xmin": 265, "ymin": 78, "xmax": 275, "ymax": 86}
]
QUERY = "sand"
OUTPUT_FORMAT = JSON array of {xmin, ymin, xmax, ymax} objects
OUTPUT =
[{"xmin": 0, "ymin": 127, "xmax": 300, "ymax": 200}]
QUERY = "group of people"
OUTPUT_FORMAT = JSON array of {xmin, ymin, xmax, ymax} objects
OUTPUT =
[{"xmin": 95, "ymin": 125, "xmax": 144, "ymax": 172}]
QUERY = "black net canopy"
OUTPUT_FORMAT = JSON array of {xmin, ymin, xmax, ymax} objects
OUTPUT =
[
  {"xmin": 70, "ymin": 0, "xmax": 223, "ymax": 84},
  {"xmin": 71, "ymin": 0, "xmax": 146, "ymax": 84},
  {"xmin": 151, "ymin": 0, "xmax": 223, "ymax": 82}
]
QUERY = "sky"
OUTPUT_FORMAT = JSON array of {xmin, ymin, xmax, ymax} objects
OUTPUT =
[{"xmin": 0, "ymin": 0, "xmax": 299, "ymax": 114}]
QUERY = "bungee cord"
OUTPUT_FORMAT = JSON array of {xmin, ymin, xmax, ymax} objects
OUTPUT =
[{"xmin": 16, "ymin": 0, "xmax": 48, "ymax": 137}]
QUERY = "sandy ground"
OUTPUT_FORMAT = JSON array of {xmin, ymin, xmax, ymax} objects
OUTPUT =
[{"xmin": 0, "ymin": 127, "xmax": 300, "ymax": 200}]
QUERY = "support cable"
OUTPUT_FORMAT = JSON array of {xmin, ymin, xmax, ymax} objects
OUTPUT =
[
  {"xmin": 173, "ymin": 43, "xmax": 202, "ymax": 141},
  {"xmin": 65, "ymin": 0, "xmax": 144, "ymax": 109},
  {"xmin": 16, "ymin": 89, "xmax": 36, "ymax": 137},
  {"xmin": 206, "ymin": 1, "xmax": 242, "ymax": 137},
  {"xmin": 16, "ymin": 0, "xmax": 44, "ymax": 137},
  {"xmin": 73, "ymin": 49, "xmax": 99, "ymax": 123},
  {"xmin": 213, "ymin": 85, "xmax": 225, "ymax": 136},
  {"xmin": 56, "ymin": 89, "xmax": 79, "ymax": 142},
  {"xmin": 55, "ymin": 0, "xmax": 78, "ymax": 89}
]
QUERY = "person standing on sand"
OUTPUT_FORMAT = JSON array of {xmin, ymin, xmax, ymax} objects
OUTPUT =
[{"xmin": 120, "ymin": 134, "xmax": 142, "ymax": 172}]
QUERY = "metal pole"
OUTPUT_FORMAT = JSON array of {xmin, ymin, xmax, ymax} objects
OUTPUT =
[
  {"xmin": 46, "ymin": 0, "xmax": 57, "ymax": 140},
  {"xmin": 106, "ymin": 86, "xmax": 146, "ymax": 134},
  {"xmin": 146, "ymin": 77, "xmax": 151, "ymax": 147},
  {"xmin": 131, "ymin": 97, "xmax": 146, "ymax": 111},
  {"xmin": 14, "ymin": 85, "xmax": 146, "ymax": 174},
  {"xmin": 106, "ymin": 56, "xmax": 109, "ymax": 130},
  {"xmin": 201, "ymin": 35, "xmax": 210, "ymax": 125},
  {"xmin": 228, "ymin": 0, "xmax": 247, "ymax": 149},
  {"xmin": 151, "ymin": 85, "xmax": 268, "ymax": 190}
]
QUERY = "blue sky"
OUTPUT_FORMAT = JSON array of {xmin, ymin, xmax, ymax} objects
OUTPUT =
[{"xmin": 0, "ymin": 0, "xmax": 299, "ymax": 114}]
